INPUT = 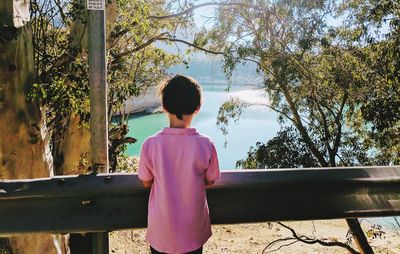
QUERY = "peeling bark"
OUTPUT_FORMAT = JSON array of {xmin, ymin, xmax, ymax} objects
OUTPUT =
[
  {"xmin": 52, "ymin": 0, "xmax": 90, "ymax": 176},
  {"xmin": 0, "ymin": 0, "xmax": 68, "ymax": 253},
  {"xmin": 53, "ymin": 115, "xmax": 91, "ymax": 175}
]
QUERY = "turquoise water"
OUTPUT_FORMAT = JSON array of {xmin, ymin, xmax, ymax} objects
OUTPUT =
[{"xmin": 125, "ymin": 84, "xmax": 279, "ymax": 169}]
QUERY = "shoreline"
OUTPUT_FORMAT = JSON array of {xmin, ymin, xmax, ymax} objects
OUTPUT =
[
  {"xmin": 115, "ymin": 87, "xmax": 161, "ymax": 116},
  {"xmin": 115, "ymin": 84, "xmax": 269, "ymax": 116}
]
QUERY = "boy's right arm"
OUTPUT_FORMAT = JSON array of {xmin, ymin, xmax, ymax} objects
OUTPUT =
[
  {"xmin": 142, "ymin": 180, "xmax": 153, "ymax": 188},
  {"xmin": 205, "ymin": 179, "xmax": 215, "ymax": 187},
  {"xmin": 204, "ymin": 141, "xmax": 220, "ymax": 187}
]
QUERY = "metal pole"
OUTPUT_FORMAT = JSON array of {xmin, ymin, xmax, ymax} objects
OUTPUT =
[
  {"xmin": 88, "ymin": 2, "xmax": 108, "ymax": 173},
  {"xmin": 88, "ymin": 0, "xmax": 109, "ymax": 253}
]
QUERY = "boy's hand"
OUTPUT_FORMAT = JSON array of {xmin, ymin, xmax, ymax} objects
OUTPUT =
[
  {"xmin": 141, "ymin": 180, "xmax": 153, "ymax": 188},
  {"xmin": 205, "ymin": 179, "xmax": 215, "ymax": 187}
]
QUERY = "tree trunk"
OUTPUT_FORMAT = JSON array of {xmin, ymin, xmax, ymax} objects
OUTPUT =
[
  {"xmin": 53, "ymin": 0, "xmax": 119, "ymax": 176},
  {"xmin": 279, "ymin": 81, "xmax": 373, "ymax": 253},
  {"xmin": 0, "ymin": 0, "xmax": 68, "ymax": 253},
  {"xmin": 53, "ymin": 115, "xmax": 91, "ymax": 175},
  {"xmin": 51, "ymin": 0, "xmax": 91, "ymax": 176}
]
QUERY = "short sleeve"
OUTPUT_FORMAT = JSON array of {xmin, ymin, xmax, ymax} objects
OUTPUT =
[
  {"xmin": 205, "ymin": 141, "xmax": 220, "ymax": 181},
  {"xmin": 138, "ymin": 140, "xmax": 154, "ymax": 181}
]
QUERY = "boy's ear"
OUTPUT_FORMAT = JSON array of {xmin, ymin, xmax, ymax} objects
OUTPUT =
[{"xmin": 195, "ymin": 105, "xmax": 201, "ymax": 114}]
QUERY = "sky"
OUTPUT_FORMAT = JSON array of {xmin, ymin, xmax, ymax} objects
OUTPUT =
[
  {"xmin": 192, "ymin": 1, "xmax": 218, "ymax": 28},
  {"xmin": 156, "ymin": 1, "xmax": 222, "ymax": 59}
]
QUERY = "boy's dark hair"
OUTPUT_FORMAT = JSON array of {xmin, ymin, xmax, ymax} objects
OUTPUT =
[{"xmin": 159, "ymin": 75, "xmax": 202, "ymax": 120}]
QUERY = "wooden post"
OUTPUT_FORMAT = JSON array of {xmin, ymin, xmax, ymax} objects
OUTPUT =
[{"xmin": 88, "ymin": 0, "xmax": 109, "ymax": 253}]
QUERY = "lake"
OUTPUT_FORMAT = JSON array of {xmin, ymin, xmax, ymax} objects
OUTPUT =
[
  {"xmin": 125, "ymin": 83, "xmax": 280, "ymax": 169},
  {"xmin": 124, "ymin": 83, "xmax": 399, "ymax": 230}
]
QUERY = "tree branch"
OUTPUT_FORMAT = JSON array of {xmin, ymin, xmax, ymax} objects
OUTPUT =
[
  {"xmin": 157, "ymin": 37, "xmax": 224, "ymax": 55},
  {"xmin": 54, "ymin": 0, "xmax": 69, "ymax": 26},
  {"xmin": 249, "ymin": 102, "xmax": 295, "ymax": 122},
  {"xmin": 277, "ymin": 222, "xmax": 360, "ymax": 254},
  {"xmin": 113, "ymin": 33, "xmax": 225, "ymax": 60},
  {"xmin": 332, "ymin": 92, "xmax": 348, "ymax": 157},
  {"xmin": 316, "ymin": 103, "xmax": 334, "ymax": 165},
  {"xmin": 148, "ymin": 2, "xmax": 242, "ymax": 20},
  {"xmin": 280, "ymin": 83, "xmax": 329, "ymax": 166},
  {"xmin": 263, "ymin": 237, "xmax": 299, "ymax": 253},
  {"xmin": 111, "ymin": 32, "xmax": 169, "ymax": 61}
]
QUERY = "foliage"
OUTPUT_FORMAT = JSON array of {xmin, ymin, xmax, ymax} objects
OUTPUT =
[
  {"xmin": 365, "ymin": 224, "xmax": 385, "ymax": 240},
  {"xmin": 346, "ymin": 223, "xmax": 386, "ymax": 246},
  {"xmin": 340, "ymin": 0, "xmax": 400, "ymax": 164},
  {"xmin": 107, "ymin": 0, "xmax": 184, "ymax": 117},
  {"xmin": 29, "ymin": 0, "xmax": 195, "ymax": 171},
  {"xmin": 216, "ymin": 97, "xmax": 246, "ymax": 136},
  {"xmin": 115, "ymin": 154, "xmax": 139, "ymax": 173},
  {"xmin": 236, "ymin": 127, "xmax": 318, "ymax": 169},
  {"xmin": 30, "ymin": 0, "xmax": 186, "ymax": 118},
  {"xmin": 206, "ymin": 0, "xmax": 400, "ymax": 168},
  {"xmin": 30, "ymin": 0, "xmax": 90, "ymax": 123},
  {"xmin": 202, "ymin": 3, "xmax": 399, "ymax": 250}
]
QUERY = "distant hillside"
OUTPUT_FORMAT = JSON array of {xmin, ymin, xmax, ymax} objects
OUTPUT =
[
  {"xmin": 169, "ymin": 58, "xmax": 262, "ymax": 86},
  {"xmin": 155, "ymin": 28, "xmax": 262, "ymax": 85}
]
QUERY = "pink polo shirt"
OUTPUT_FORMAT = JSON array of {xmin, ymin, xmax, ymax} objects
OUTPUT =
[{"xmin": 138, "ymin": 127, "xmax": 220, "ymax": 254}]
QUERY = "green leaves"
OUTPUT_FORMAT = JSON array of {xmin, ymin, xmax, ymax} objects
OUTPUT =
[
  {"xmin": 29, "ymin": 0, "xmax": 198, "ymax": 171},
  {"xmin": 217, "ymin": 97, "xmax": 247, "ymax": 136},
  {"xmin": 207, "ymin": 0, "xmax": 400, "ymax": 166},
  {"xmin": 236, "ymin": 127, "xmax": 319, "ymax": 169}
]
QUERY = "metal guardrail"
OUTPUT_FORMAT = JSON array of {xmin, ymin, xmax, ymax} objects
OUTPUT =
[{"xmin": 0, "ymin": 166, "xmax": 399, "ymax": 236}]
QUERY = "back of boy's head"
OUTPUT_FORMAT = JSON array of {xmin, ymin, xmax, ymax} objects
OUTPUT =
[{"xmin": 159, "ymin": 75, "xmax": 202, "ymax": 120}]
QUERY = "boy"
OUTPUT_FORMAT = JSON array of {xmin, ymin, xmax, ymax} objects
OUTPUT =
[{"xmin": 138, "ymin": 75, "xmax": 220, "ymax": 254}]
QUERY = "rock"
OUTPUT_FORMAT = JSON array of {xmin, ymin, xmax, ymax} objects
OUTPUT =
[{"xmin": 116, "ymin": 87, "xmax": 161, "ymax": 115}]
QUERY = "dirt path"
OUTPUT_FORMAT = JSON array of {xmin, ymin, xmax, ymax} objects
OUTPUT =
[{"xmin": 110, "ymin": 220, "xmax": 400, "ymax": 253}]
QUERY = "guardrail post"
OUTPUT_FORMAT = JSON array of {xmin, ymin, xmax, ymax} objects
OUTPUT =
[{"xmin": 93, "ymin": 232, "xmax": 109, "ymax": 254}]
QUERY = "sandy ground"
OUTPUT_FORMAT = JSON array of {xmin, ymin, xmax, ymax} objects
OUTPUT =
[{"xmin": 110, "ymin": 220, "xmax": 400, "ymax": 254}]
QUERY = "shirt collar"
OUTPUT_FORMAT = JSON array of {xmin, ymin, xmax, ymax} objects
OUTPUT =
[{"xmin": 161, "ymin": 127, "xmax": 198, "ymax": 135}]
